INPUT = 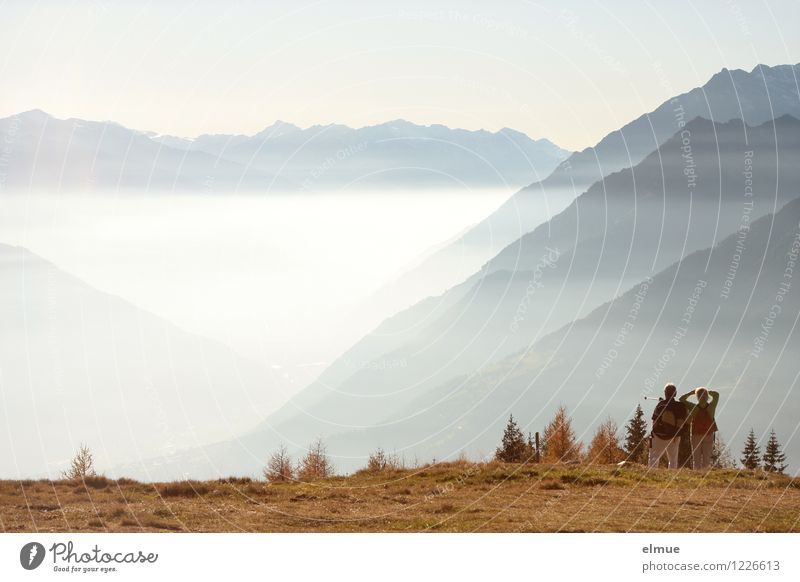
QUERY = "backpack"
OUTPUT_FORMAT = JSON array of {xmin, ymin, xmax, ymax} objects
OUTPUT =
[
  {"xmin": 692, "ymin": 405, "xmax": 718, "ymax": 436},
  {"xmin": 652, "ymin": 399, "xmax": 687, "ymax": 439}
]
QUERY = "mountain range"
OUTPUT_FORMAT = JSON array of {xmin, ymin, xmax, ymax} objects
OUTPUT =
[
  {"xmin": 326, "ymin": 194, "xmax": 800, "ymax": 469},
  {"xmin": 263, "ymin": 114, "xmax": 800, "ymax": 439},
  {"xmin": 374, "ymin": 63, "xmax": 800, "ymax": 310},
  {"xmin": 3, "ymin": 63, "xmax": 799, "ymax": 479},
  {"xmin": 125, "ymin": 93, "xmax": 800, "ymax": 478},
  {"xmin": 0, "ymin": 110, "xmax": 568, "ymax": 192},
  {"xmin": 153, "ymin": 119, "xmax": 569, "ymax": 190}
]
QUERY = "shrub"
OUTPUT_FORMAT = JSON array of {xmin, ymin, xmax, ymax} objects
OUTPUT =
[
  {"xmin": 157, "ymin": 481, "xmax": 211, "ymax": 497},
  {"xmin": 365, "ymin": 448, "xmax": 401, "ymax": 472},
  {"xmin": 218, "ymin": 476, "xmax": 253, "ymax": 485},
  {"xmin": 81, "ymin": 475, "xmax": 111, "ymax": 489}
]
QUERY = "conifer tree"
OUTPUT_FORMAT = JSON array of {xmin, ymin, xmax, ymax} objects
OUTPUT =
[
  {"xmin": 623, "ymin": 404, "xmax": 649, "ymax": 464},
  {"xmin": 762, "ymin": 430, "xmax": 787, "ymax": 474},
  {"xmin": 495, "ymin": 414, "xmax": 528, "ymax": 462},
  {"xmin": 740, "ymin": 428, "xmax": 761, "ymax": 470}
]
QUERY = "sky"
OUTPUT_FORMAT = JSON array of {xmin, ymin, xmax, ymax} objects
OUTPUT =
[{"xmin": 1, "ymin": 0, "xmax": 798, "ymax": 151}]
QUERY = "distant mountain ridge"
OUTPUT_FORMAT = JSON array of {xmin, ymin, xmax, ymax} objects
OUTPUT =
[
  {"xmin": 0, "ymin": 109, "xmax": 285, "ymax": 191},
  {"xmin": 0, "ymin": 109, "xmax": 568, "ymax": 192},
  {"xmin": 152, "ymin": 118, "xmax": 570, "ymax": 190}
]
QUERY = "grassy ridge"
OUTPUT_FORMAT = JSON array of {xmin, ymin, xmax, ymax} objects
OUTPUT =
[{"xmin": 2, "ymin": 462, "xmax": 799, "ymax": 532}]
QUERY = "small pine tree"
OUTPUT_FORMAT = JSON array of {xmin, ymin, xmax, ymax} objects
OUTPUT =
[
  {"xmin": 762, "ymin": 430, "xmax": 787, "ymax": 474},
  {"xmin": 623, "ymin": 405, "xmax": 649, "ymax": 464},
  {"xmin": 586, "ymin": 418, "xmax": 625, "ymax": 464},
  {"xmin": 495, "ymin": 414, "xmax": 528, "ymax": 463},
  {"xmin": 297, "ymin": 438, "xmax": 334, "ymax": 481},
  {"xmin": 63, "ymin": 443, "xmax": 96, "ymax": 480},
  {"xmin": 739, "ymin": 429, "xmax": 761, "ymax": 470},
  {"xmin": 711, "ymin": 435, "xmax": 736, "ymax": 469},
  {"xmin": 542, "ymin": 405, "xmax": 582, "ymax": 463},
  {"xmin": 263, "ymin": 443, "xmax": 294, "ymax": 482}
]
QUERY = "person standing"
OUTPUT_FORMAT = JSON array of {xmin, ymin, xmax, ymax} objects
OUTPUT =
[
  {"xmin": 648, "ymin": 383, "xmax": 688, "ymax": 469},
  {"xmin": 680, "ymin": 387, "xmax": 720, "ymax": 470}
]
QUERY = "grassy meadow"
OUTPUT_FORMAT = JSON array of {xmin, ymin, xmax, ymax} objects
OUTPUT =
[{"xmin": 2, "ymin": 462, "xmax": 799, "ymax": 533}]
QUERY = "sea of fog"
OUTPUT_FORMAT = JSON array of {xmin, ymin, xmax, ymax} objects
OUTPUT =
[{"xmin": 0, "ymin": 189, "xmax": 543, "ymax": 392}]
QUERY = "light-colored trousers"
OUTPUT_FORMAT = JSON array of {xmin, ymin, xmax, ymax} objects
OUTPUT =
[
  {"xmin": 648, "ymin": 435, "xmax": 681, "ymax": 469},
  {"xmin": 691, "ymin": 433, "xmax": 714, "ymax": 470}
]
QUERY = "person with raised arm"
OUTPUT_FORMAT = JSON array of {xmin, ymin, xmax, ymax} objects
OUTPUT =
[{"xmin": 680, "ymin": 387, "xmax": 720, "ymax": 470}]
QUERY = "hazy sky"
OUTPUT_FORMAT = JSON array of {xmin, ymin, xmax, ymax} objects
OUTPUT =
[{"xmin": 1, "ymin": 0, "xmax": 798, "ymax": 151}]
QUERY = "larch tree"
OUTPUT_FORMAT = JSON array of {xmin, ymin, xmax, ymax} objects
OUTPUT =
[
  {"xmin": 586, "ymin": 418, "xmax": 625, "ymax": 464},
  {"xmin": 542, "ymin": 405, "xmax": 582, "ymax": 463},
  {"xmin": 63, "ymin": 443, "xmax": 96, "ymax": 480},
  {"xmin": 264, "ymin": 443, "xmax": 294, "ymax": 482},
  {"xmin": 297, "ymin": 438, "xmax": 334, "ymax": 481}
]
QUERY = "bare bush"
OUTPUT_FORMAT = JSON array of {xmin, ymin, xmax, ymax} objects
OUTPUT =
[{"xmin": 365, "ymin": 448, "xmax": 401, "ymax": 472}]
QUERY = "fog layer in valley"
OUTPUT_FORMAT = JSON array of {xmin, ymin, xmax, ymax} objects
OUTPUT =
[
  {"xmin": 0, "ymin": 190, "xmax": 515, "ymax": 371},
  {"xmin": 0, "ymin": 188, "xmax": 544, "ymax": 478}
]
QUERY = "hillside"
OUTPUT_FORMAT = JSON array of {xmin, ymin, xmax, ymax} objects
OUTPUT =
[
  {"xmin": 149, "ymin": 163, "xmax": 800, "ymax": 480},
  {"xmin": 2, "ymin": 463, "xmax": 798, "ymax": 532},
  {"xmin": 0, "ymin": 244, "xmax": 290, "ymax": 478},
  {"xmin": 243, "ymin": 115, "xmax": 800, "ymax": 465},
  {"xmin": 328, "ymin": 196, "xmax": 800, "ymax": 472},
  {"xmin": 383, "ymin": 63, "xmax": 800, "ymax": 301}
]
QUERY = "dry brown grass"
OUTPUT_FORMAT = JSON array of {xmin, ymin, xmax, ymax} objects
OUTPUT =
[{"xmin": 2, "ymin": 462, "xmax": 798, "ymax": 532}]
